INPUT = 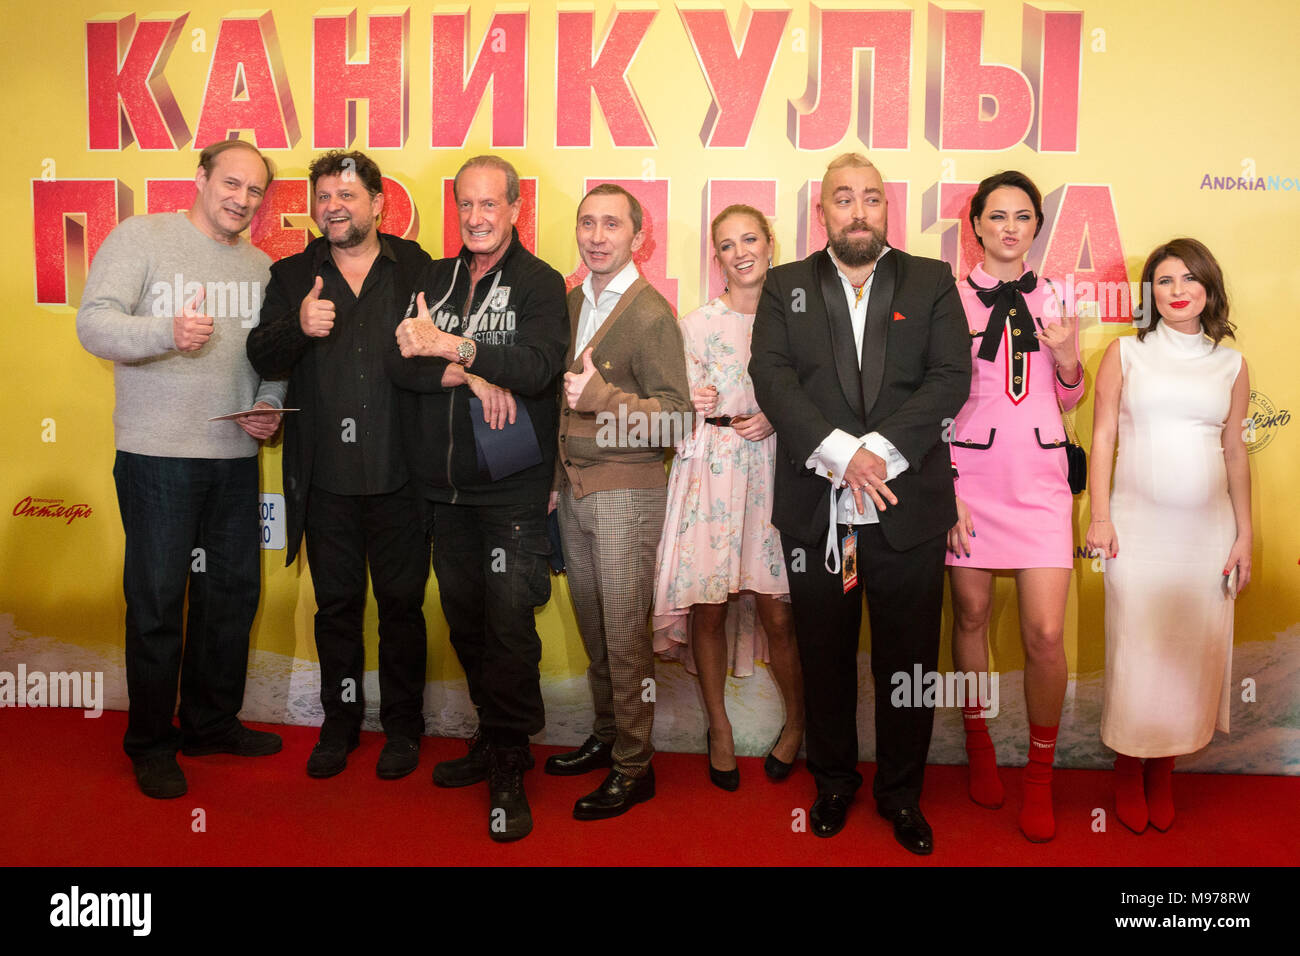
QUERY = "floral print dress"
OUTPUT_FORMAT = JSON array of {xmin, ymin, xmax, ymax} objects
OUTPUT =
[{"xmin": 651, "ymin": 299, "xmax": 790, "ymax": 676}]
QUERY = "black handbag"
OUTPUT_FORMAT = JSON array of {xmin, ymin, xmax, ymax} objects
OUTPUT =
[
  {"xmin": 1042, "ymin": 278, "xmax": 1086, "ymax": 494},
  {"xmin": 1063, "ymin": 416, "xmax": 1087, "ymax": 495}
]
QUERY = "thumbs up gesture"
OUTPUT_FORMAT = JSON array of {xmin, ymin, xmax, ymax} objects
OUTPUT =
[
  {"xmin": 299, "ymin": 275, "xmax": 335, "ymax": 338},
  {"xmin": 563, "ymin": 347, "xmax": 599, "ymax": 409},
  {"xmin": 173, "ymin": 285, "xmax": 213, "ymax": 352},
  {"xmin": 395, "ymin": 292, "xmax": 443, "ymax": 358}
]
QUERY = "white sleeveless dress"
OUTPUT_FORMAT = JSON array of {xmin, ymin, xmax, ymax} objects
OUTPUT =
[{"xmin": 1100, "ymin": 322, "xmax": 1244, "ymax": 758}]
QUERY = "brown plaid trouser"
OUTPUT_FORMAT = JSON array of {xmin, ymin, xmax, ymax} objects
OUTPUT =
[{"xmin": 557, "ymin": 484, "xmax": 666, "ymax": 776}]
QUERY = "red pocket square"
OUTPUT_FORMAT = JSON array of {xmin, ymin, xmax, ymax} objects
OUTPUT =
[{"xmin": 893, "ymin": 311, "xmax": 906, "ymax": 321}]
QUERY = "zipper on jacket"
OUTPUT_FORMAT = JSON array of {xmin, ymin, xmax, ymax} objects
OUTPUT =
[{"xmin": 445, "ymin": 388, "xmax": 458, "ymax": 505}]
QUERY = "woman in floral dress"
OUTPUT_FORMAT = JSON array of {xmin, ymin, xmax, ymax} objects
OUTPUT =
[{"xmin": 651, "ymin": 205, "xmax": 804, "ymax": 790}]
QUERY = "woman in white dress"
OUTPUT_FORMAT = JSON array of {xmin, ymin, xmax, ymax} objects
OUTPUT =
[{"xmin": 1087, "ymin": 238, "xmax": 1252, "ymax": 834}]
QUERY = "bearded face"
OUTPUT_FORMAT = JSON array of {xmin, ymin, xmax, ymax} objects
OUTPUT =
[{"xmin": 818, "ymin": 164, "xmax": 889, "ymax": 267}]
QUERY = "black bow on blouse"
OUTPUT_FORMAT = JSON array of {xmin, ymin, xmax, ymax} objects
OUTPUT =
[{"xmin": 970, "ymin": 271, "xmax": 1038, "ymax": 363}]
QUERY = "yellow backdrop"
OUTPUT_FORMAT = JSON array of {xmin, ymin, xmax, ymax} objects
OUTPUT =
[{"xmin": 2, "ymin": 0, "xmax": 1296, "ymax": 773}]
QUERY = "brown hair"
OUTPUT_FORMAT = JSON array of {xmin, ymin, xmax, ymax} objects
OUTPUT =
[
  {"xmin": 579, "ymin": 183, "xmax": 643, "ymax": 233},
  {"xmin": 968, "ymin": 170, "xmax": 1043, "ymax": 248},
  {"xmin": 710, "ymin": 204, "xmax": 773, "ymax": 247},
  {"xmin": 198, "ymin": 139, "xmax": 274, "ymax": 187},
  {"xmin": 1136, "ymin": 238, "xmax": 1234, "ymax": 343},
  {"xmin": 308, "ymin": 150, "xmax": 383, "ymax": 197},
  {"xmin": 454, "ymin": 155, "xmax": 521, "ymax": 204}
]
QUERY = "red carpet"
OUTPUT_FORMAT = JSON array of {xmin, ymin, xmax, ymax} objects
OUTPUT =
[{"xmin": 5, "ymin": 708, "xmax": 1297, "ymax": 866}]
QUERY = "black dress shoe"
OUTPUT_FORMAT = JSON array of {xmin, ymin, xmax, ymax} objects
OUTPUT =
[
  {"xmin": 306, "ymin": 732, "xmax": 360, "ymax": 778},
  {"xmin": 573, "ymin": 766, "xmax": 655, "ymax": 820},
  {"xmin": 810, "ymin": 793, "xmax": 853, "ymax": 837},
  {"xmin": 763, "ymin": 724, "xmax": 796, "ymax": 782},
  {"xmin": 132, "ymin": 754, "xmax": 187, "ymax": 799},
  {"xmin": 707, "ymin": 730, "xmax": 739, "ymax": 792},
  {"xmin": 878, "ymin": 805, "xmax": 934, "ymax": 855},
  {"xmin": 544, "ymin": 735, "xmax": 614, "ymax": 776},
  {"xmin": 376, "ymin": 735, "xmax": 420, "ymax": 779},
  {"xmin": 182, "ymin": 724, "xmax": 283, "ymax": 757}
]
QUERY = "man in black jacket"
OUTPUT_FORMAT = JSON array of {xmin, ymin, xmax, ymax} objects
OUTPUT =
[
  {"xmin": 247, "ymin": 151, "xmax": 431, "ymax": 781},
  {"xmin": 390, "ymin": 155, "xmax": 569, "ymax": 842},
  {"xmin": 750, "ymin": 153, "xmax": 971, "ymax": 854}
]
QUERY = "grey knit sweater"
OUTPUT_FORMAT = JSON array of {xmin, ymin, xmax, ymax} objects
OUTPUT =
[{"xmin": 76, "ymin": 212, "xmax": 285, "ymax": 458}]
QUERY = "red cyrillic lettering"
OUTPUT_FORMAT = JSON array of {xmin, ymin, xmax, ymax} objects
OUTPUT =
[
  {"xmin": 248, "ymin": 179, "xmax": 311, "ymax": 262},
  {"xmin": 920, "ymin": 180, "xmax": 979, "ymax": 278},
  {"xmin": 787, "ymin": 5, "xmax": 912, "ymax": 151},
  {"xmin": 431, "ymin": 9, "xmax": 527, "ymax": 148},
  {"xmin": 146, "ymin": 179, "xmax": 195, "ymax": 214},
  {"xmin": 195, "ymin": 13, "xmax": 300, "ymax": 150},
  {"xmin": 313, "ymin": 9, "xmax": 410, "ymax": 149},
  {"xmin": 556, "ymin": 8, "xmax": 657, "ymax": 148},
  {"xmin": 380, "ymin": 176, "xmax": 418, "ymax": 240},
  {"xmin": 33, "ymin": 180, "xmax": 131, "ymax": 305},
  {"xmin": 1022, "ymin": 4, "xmax": 1082, "ymax": 152},
  {"xmin": 86, "ymin": 14, "xmax": 190, "ymax": 150},
  {"xmin": 679, "ymin": 3, "xmax": 789, "ymax": 148},
  {"xmin": 1038, "ymin": 185, "xmax": 1128, "ymax": 322},
  {"xmin": 925, "ymin": 3, "xmax": 1033, "ymax": 150}
]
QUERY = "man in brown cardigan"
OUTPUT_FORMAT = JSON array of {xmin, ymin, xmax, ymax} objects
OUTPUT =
[{"xmin": 545, "ymin": 184, "xmax": 691, "ymax": 820}]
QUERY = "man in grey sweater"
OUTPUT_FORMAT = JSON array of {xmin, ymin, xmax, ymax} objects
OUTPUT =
[{"xmin": 77, "ymin": 139, "xmax": 286, "ymax": 799}]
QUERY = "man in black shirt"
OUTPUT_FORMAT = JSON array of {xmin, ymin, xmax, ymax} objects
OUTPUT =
[
  {"xmin": 389, "ymin": 155, "xmax": 569, "ymax": 841},
  {"xmin": 247, "ymin": 151, "xmax": 432, "ymax": 780}
]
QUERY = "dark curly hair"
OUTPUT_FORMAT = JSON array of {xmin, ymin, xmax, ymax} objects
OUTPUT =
[{"xmin": 308, "ymin": 150, "xmax": 383, "ymax": 197}]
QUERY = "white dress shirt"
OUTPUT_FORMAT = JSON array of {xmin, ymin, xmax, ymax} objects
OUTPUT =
[
  {"xmin": 803, "ymin": 248, "xmax": 909, "ymax": 571},
  {"xmin": 574, "ymin": 259, "xmax": 640, "ymax": 360}
]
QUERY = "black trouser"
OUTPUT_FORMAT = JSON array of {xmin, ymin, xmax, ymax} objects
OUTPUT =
[
  {"xmin": 305, "ymin": 483, "xmax": 430, "ymax": 740},
  {"xmin": 781, "ymin": 523, "xmax": 945, "ymax": 811},
  {"xmin": 431, "ymin": 499, "xmax": 550, "ymax": 745}
]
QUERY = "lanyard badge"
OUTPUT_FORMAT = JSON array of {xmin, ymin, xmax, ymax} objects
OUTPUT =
[{"xmin": 841, "ymin": 529, "xmax": 859, "ymax": 593}]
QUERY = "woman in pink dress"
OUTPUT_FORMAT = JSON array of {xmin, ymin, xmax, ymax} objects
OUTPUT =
[
  {"xmin": 945, "ymin": 171, "xmax": 1083, "ymax": 842},
  {"xmin": 651, "ymin": 205, "xmax": 804, "ymax": 791},
  {"xmin": 1088, "ymin": 239, "xmax": 1250, "ymax": 834}
]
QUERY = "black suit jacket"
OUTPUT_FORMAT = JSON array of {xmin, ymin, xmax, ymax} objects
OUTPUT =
[{"xmin": 749, "ymin": 247, "xmax": 971, "ymax": 552}]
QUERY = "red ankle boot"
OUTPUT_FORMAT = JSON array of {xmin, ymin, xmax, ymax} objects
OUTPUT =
[
  {"xmin": 1145, "ymin": 757, "xmax": 1175, "ymax": 832},
  {"xmin": 1018, "ymin": 724, "xmax": 1057, "ymax": 842},
  {"xmin": 1114, "ymin": 754, "xmax": 1148, "ymax": 834},
  {"xmin": 962, "ymin": 707, "xmax": 1004, "ymax": 809}
]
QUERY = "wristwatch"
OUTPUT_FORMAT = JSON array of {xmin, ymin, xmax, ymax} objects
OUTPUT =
[{"xmin": 455, "ymin": 338, "xmax": 476, "ymax": 366}]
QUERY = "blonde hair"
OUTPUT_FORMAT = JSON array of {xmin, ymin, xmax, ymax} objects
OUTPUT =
[
  {"xmin": 825, "ymin": 152, "xmax": 877, "ymax": 174},
  {"xmin": 710, "ymin": 204, "xmax": 773, "ymax": 247}
]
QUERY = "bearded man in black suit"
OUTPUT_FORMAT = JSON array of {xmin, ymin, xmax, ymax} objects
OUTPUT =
[{"xmin": 749, "ymin": 153, "xmax": 971, "ymax": 854}]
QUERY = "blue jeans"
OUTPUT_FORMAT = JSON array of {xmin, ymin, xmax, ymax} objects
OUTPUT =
[{"xmin": 113, "ymin": 452, "xmax": 261, "ymax": 758}]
